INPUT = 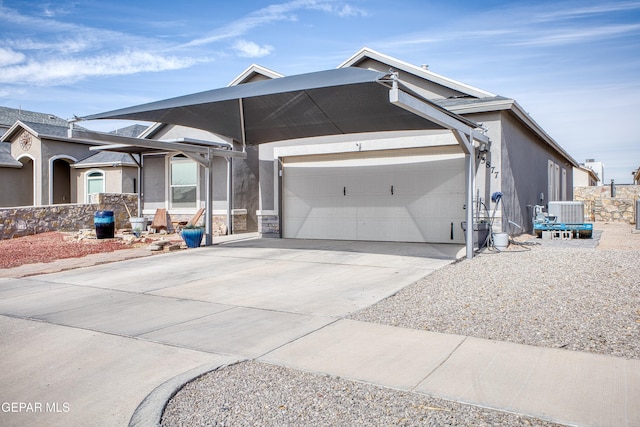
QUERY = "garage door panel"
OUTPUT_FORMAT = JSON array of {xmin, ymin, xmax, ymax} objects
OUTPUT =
[{"xmin": 283, "ymin": 153, "xmax": 465, "ymax": 243}]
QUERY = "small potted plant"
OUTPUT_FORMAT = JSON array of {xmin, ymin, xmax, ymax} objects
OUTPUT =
[{"xmin": 180, "ymin": 224, "xmax": 204, "ymax": 248}]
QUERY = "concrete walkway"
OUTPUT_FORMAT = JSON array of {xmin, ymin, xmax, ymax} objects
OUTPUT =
[{"xmin": 0, "ymin": 236, "xmax": 638, "ymax": 426}]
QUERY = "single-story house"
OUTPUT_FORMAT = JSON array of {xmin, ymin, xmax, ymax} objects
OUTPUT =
[
  {"xmin": 574, "ymin": 165, "xmax": 600, "ymax": 187},
  {"xmin": 76, "ymin": 48, "xmax": 579, "ymax": 251},
  {"xmin": 0, "ymin": 115, "xmax": 139, "ymax": 208}
]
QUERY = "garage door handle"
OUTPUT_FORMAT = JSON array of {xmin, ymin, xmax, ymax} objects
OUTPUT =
[
  {"xmin": 391, "ymin": 185, "xmax": 394, "ymax": 195},
  {"xmin": 343, "ymin": 187, "xmax": 346, "ymax": 196}
]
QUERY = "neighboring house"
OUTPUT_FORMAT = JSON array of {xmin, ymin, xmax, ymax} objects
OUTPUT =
[
  {"xmin": 80, "ymin": 48, "xmax": 579, "ymax": 243},
  {"xmin": 0, "ymin": 106, "xmax": 69, "ymax": 134},
  {"xmin": 574, "ymin": 165, "xmax": 600, "ymax": 187},
  {"xmin": 71, "ymin": 151, "xmax": 139, "ymax": 203},
  {"xmin": 0, "ymin": 119, "xmax": 138, "ymax": 208},
  {"xmin": 633, "ymin": 166, "xmax": 640, "ymax": 185}
]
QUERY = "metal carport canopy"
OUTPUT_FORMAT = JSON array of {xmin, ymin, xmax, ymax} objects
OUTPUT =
[{"xmin": 81, "ymin": 67, "xmax": 488, "ymax": 258}]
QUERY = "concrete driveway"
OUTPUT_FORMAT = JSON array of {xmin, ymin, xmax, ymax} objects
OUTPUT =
[{"xmin": 0, "ymin": 237, "xmax": 462, "ymax": 427}]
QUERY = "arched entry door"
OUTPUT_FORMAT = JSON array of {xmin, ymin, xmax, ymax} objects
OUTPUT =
[{"xmin": 52, "ymin": 158, "xmax": 72, "ymax": 204}]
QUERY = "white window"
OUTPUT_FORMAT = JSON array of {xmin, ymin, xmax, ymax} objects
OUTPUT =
[
  {"xmin": 86, "ymin": 170, "xmax": 105, "ymax": 203},
  {"xmin": 562, "ymin": 168, "xmax": 567, "ymax": 200},
  {"xmin": 170, "ymin": 155, "xmax": 198, "ymax": 209}
]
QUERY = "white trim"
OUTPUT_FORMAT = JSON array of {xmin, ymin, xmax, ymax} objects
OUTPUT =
[
  {"xmin": 227, "ymin": 64, "xmax": 284, "ymax": 86},
  {"xmin": 168, "ymin": 153, "xmax": 200, "ymax": 210},
  {"xmin": 49, "ymin": 154, "xmax": 77, "ymax": 205},
  {"xmin": 85, "ymin": 168, "xmax": 106, "ymax": 203},
  {"xmin": 445, "ymin": 98, "xmax": 579, "ymax": 168},
  {"xmin": 16, "ymin": 153, "xmax": 37, "ymax": 205},
  {"xmin": 339, "ymin": 47, "xmax": 495, "ymax": 98},
  {"xmin": 272, "ymin": 130, "xmax": 456, "ymax": 159}
]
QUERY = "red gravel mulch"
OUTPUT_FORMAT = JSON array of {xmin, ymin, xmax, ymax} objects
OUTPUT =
[{"xmin": 0, "ymin": 232, "xmax": 137, "ymax": 269}]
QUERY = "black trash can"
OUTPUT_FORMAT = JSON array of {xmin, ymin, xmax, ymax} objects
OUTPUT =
[{"xmin": 94, "ymin": 210, "xmax": 115, "ymax": 239}]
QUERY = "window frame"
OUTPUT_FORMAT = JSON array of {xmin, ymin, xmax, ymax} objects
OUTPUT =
[
  {"xmin": 86, "ymin": 169, "xmax": 105, "ymax": 203},
  {"xmin": 169, "ymin": 154, "xmax": 199, "ymax": 210}
]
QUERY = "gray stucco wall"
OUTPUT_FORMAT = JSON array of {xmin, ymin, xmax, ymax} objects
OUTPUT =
[
  {"xmin": 143, "ymin": 154, "xmax": 166, "ymax": 210},
  {"xmin": 212, "ymin": 156, "xmax": 228, "ymax": 210},
  {"xmin": 499, "ymin": 111, "xmax": 573, "ymax": 232},
  {"xmin": 0, "ymin": 159, "xmax": 33, "ymax": 207},
  {"xmin": 40, "ymin": 139, "xmax": 95, "ymax": 205},
  {"xmin": 352, "ymin": 58, "xmax": 467, "ymax": 99}
]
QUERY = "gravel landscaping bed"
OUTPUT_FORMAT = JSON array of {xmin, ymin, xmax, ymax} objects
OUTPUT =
[
  {"xmin": 161, "ymin": 361, "xmax": 562, "ymax": 427},
  {"xmin": 0, "ymin": 231, "xmax": 133, "ymax": 268},
  {"xmin": 351, "ymin": 245, "xmax": 640, "ymax": 360}
]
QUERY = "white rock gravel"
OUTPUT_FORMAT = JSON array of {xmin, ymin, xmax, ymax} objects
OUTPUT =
[
  {"xmin": 161, "ymin": 227, "xmax": 639, "ymax": 426},
  {"xmin": 161, "ymin": 361, "xmax": 561, "ymax": 427}
]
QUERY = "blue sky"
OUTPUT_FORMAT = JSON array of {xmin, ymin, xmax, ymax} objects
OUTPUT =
[{"xmin": 1, "ymin": 0, "xmax": 639, "ymax": 183}]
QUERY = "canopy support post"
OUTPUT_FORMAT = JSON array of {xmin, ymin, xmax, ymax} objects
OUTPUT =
[
  {"xmin": 204, "ymin": 150, "xmax": 213, "ymax": 246},
  {"xmin": 226, "ymin": 157, "xmax": 233, "ymax": 235},
  {"xmin": 465, "ymin": 132, "xmax": 475, "ymax": 260},
  {"xmin": 127, "ymin": 152, "xmax": 143, "ymax": 216}
]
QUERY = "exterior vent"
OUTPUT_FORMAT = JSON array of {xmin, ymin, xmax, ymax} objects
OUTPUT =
[{"xmin": 548, "ymin": 201, "xmax": 585, "ymax": 224}]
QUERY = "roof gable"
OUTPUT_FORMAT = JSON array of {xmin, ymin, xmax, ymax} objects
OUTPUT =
[
  {"xmin": 339, "ymin": 47, "xmax": 495, "ymax": 99},
  {"xmin": 1, "ymin": 120, "xmax": 70, "ymax": 141},
  {"xmin": 227, "ymin": 64, "xmax": 284, "ymax": 86}
]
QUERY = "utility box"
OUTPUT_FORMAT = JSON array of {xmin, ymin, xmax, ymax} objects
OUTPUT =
[
  {"xmin": 461, "ymin": 221, "xmax": 490, "ymax": 249},
  {"xmin": 548, "ymin": 201, "xmax": 584, "ymax": 224}
]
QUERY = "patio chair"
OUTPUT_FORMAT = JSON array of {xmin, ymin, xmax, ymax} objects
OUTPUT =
[
  {"xmin": 173, "ymin": 208, "xmax": 205, "ymax": 232},
  {"xmin": 149, "ymin": 208, "xmax": 168, "ymax": 233}
]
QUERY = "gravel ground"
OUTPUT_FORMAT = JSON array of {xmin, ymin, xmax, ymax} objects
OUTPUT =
[
  {"xmin": 162, "ymin": 361, "xmax": 562, "ymax": 427},
  {"xmin": 161, "ymin": 222, "xmax": 639, "ymax": 426},
  {"xmin": 352, "ymin": 244, "xmax": 640, "ymax": 359},
  {"xmin": 352, "ymin": 222, "xmax": 640, "ymax": 359}
]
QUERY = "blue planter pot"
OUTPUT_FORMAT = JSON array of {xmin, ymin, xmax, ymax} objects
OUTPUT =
[{"xmin": 181, "ymin": 228, "xmax": 204, "ymax": 248}]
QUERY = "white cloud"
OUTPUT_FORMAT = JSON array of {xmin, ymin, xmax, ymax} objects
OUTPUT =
[
  {"xmin": 0, "ymin": 47, "xmax": 25, "ymax": 67},
  {"xmin": 0, "ymin": 51, "xmax": 201, "ymax": 85},
  {"xmin": 308, "ymin": 2, "xmax": 367, "ymax": 17},
  {"xmin": 535, "ymin": 1, "xmax": 640, "ymax": 22},
  {"xmin": 182, "ymin": 0, "xmax": 366, "ymax": 48},
  {"xmin": 509, "ymin": 23, "xmax": 640, "ymax": 47},
  {"xmin": 232, "ymin": 40, "xmax": 274, "ymax": 58}
]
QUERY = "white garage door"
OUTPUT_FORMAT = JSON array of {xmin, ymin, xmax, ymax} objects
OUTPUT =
[{"xmin": 283, "ymin": 148, "xmax": 466, "ymax": 243}]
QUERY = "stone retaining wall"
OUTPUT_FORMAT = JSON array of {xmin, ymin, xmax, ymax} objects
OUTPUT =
[
  {"xmin": 0, "ymin": 193, "xmax": 139, "ymax": 240},
  {"xmin": 574, "ymin": 185, "xmax": 639, "ymax": 223}
]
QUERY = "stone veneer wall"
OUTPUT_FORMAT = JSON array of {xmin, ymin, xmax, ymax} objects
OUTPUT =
[
  {"xmin": 258, "ymin": 214, "xmax": 280, "ymax": 237},
  {"xmin": 574, "ymin": 185, "xmax": 639, "ymax": 223},
  {"xmin": 0, "ymin": 193, "xmax": 139, "ymax": 240}
]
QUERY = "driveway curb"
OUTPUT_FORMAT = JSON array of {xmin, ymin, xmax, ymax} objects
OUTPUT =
[{"xmin": 129, "ymin": 360, "xmax": 245, "ymax": 427}]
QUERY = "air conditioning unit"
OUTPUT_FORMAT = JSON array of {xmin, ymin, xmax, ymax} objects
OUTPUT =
[{"xmin": 548, "ymin": 201, "xmax": 585, "ymax": 224}]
